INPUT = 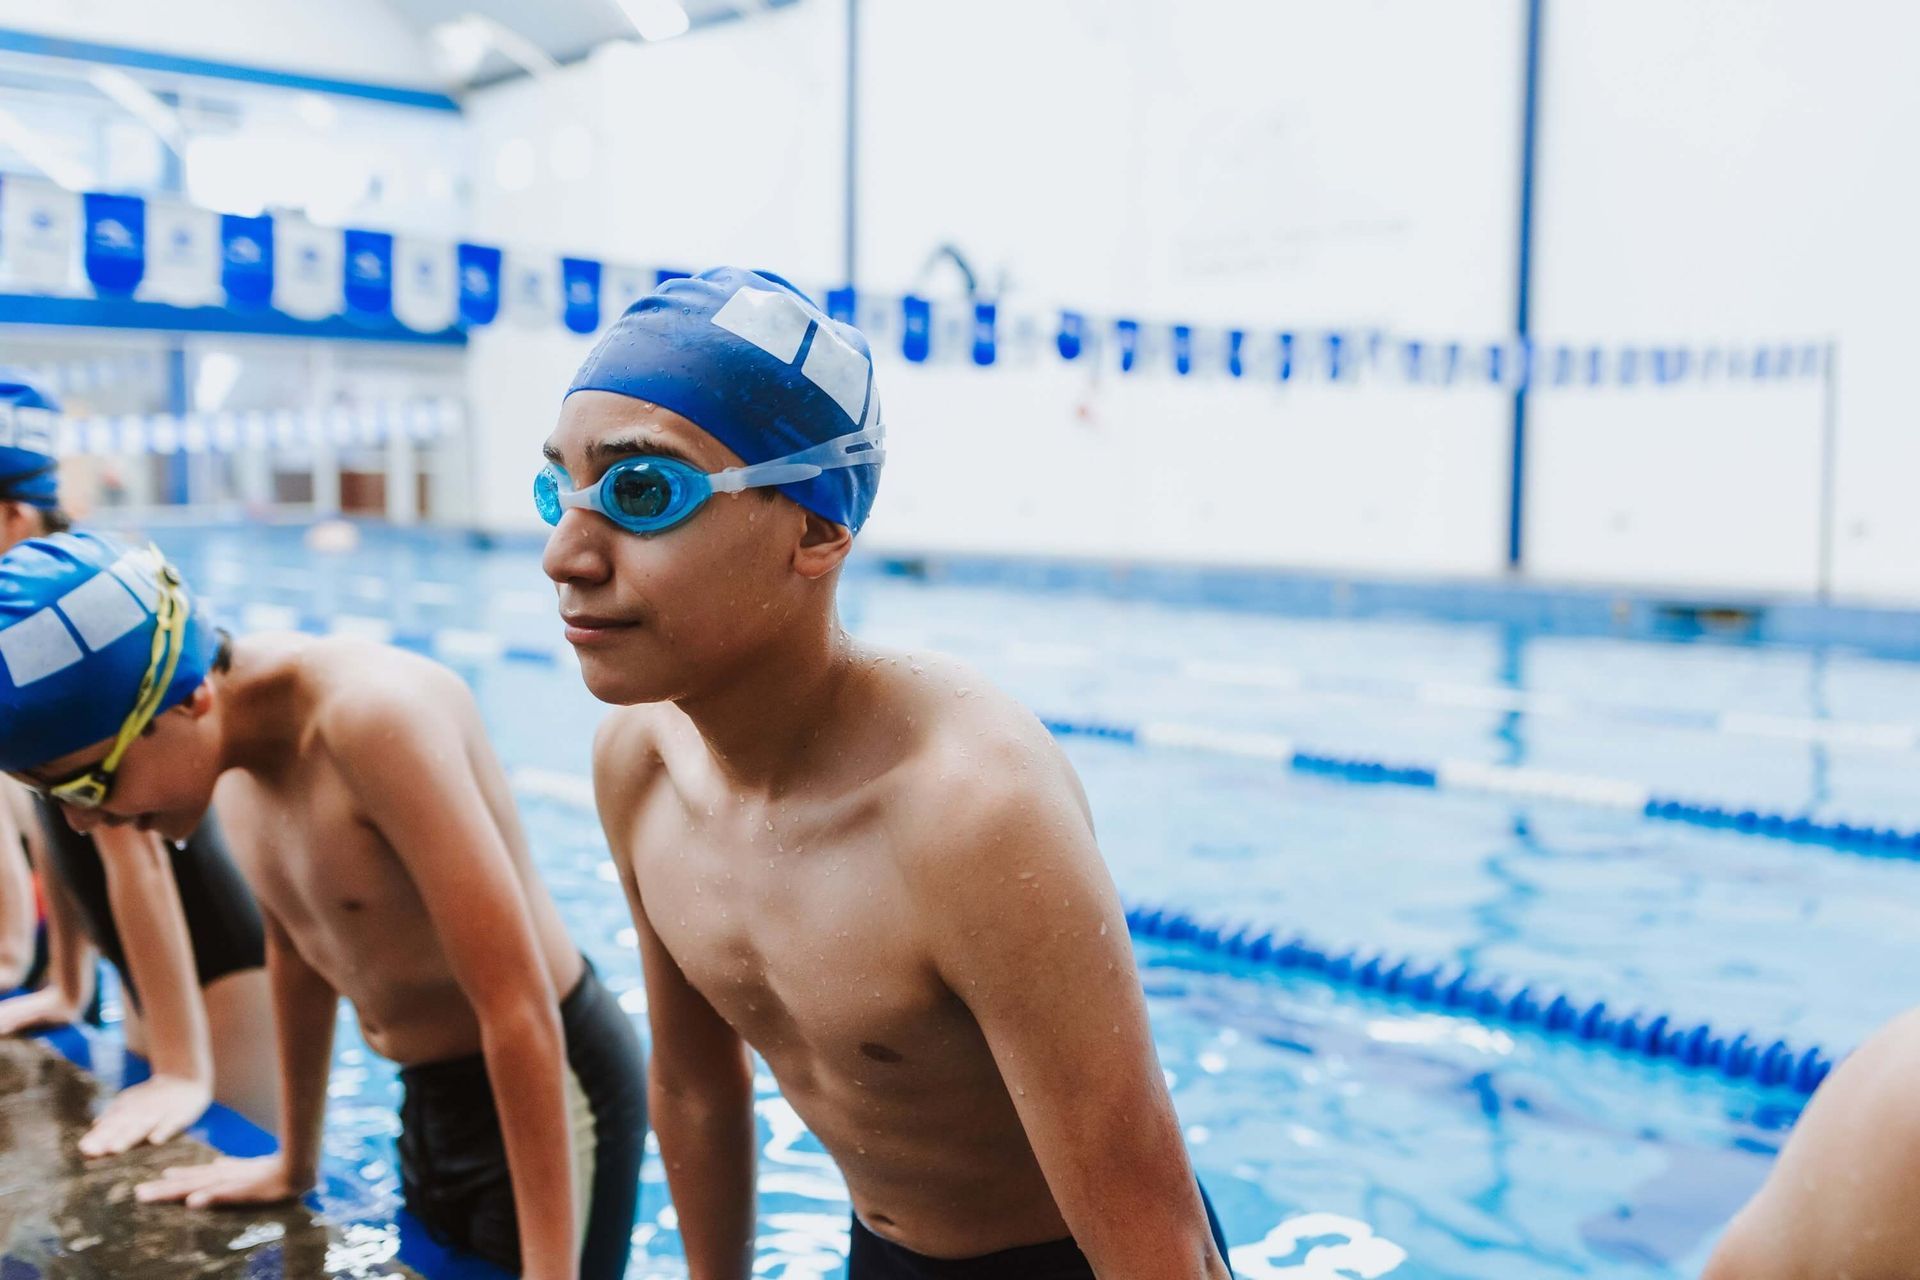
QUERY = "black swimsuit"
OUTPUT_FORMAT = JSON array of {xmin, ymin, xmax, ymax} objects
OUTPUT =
[
  {"xmin": 847, "ymin": 1180, "xmax": 1232, "ymax": 1279},
  {"xmin": 28, "ymin": 795, "xmax": 265, "ymax": 1009}
]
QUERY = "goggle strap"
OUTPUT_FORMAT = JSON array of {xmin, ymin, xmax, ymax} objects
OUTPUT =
[{"xmin": 711, "ymin": 424, "xmax": 887, "ymax": 494}]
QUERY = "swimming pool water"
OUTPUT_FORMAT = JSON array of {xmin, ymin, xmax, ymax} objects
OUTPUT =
[{"xmin": 109, "ymin": 523, "xmax": 1920, "ymax": 1278}]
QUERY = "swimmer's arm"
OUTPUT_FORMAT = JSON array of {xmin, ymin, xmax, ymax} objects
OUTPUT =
[
  {"xmin": 343, "ymin": 698, "xmax": 576, "ymax": 1280},
  {"xmin": 0, "ymin": 805, "xmax": 97, "ymax": 1032},
  {"xmin": 263, "ymin": 913, "xmax": 338, "ymax": 1187},
  {"xmin": 624, "ymin": 855, "xmax": 756, "ymax": 1280},
  {"xmin": 921, "ymin": 774, "xmax": 1230, "ymax": 1280},
  {"xmin": 594, "ymin": 716, "xmax": 755, "ymax": 1280},
  {"xmin": 84, "ymin": 827, "xmax": 215, "ymax": 1153},
  {"xmin": 0, "ymin": 794, "xmax": 37, "ymax": 987}
]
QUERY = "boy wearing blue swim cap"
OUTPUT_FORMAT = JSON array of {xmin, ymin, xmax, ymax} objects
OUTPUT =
[
  {"xmin": 0, "ymin": 532, "xmax": 646, "ymax": 1280},
  {"xmin": 544, "ymin": 268, "xmax": 1232, "ymax": 1279},
  {"xmin": 0, "ymin": 374, "xmax": 281, "ymax": 1157}
]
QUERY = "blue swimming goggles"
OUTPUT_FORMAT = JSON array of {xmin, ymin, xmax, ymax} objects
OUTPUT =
[{"xmin": 535, "ymin": 424, "xmax": 886, "ymax": 535}]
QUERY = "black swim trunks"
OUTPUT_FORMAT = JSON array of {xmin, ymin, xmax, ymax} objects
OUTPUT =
[
  {"xmin": 29, "ymin": 795, "xmax": 264, "ymax": 1008},
  {"xmin": 396, "ymin": 958, "xmax": 647, "ymax": 1280},
  {"xmin": 846, "ymin": 1181, "xmax": 1232, "ymax": 1278}
]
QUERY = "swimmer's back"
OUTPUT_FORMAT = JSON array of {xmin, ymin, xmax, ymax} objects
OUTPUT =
[{"xmin": 1704, "ymin": 1006, "xmax": 1920, "ymax": 1280}]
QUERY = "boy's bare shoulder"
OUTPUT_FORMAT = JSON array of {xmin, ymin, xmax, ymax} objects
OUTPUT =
[
  {"xmin": 592, "ymin": 703, "xmax": 678, "ymax": 823},
  {"xmin": 308, "ymin": 639, "xmax": 470, "ymax": 745},
  {"xmin": 868, "ymin": 649, "xmax": 1092, "ymax": 877}
]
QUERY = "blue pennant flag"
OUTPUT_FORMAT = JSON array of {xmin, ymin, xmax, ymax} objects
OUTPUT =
[
  {"xmin": 1401, "ymin": 340, "xmax": 1426, "ymax": 383},
  {"xmin": 825, "ymin": 286, "xmax": 857, "ymax": 325},
  {"xmin": 1114, "ymin": 319, "xmax": 1141, "ymax": 373},
  {"xmin": 1799, "ymin": 344, "xmax": 1823, "ymax": 377},
  {"xmin": 1584, "ymin": 346, "xmax": 1606, "ymax": 386},
  {"xmin": 901, "ymin": 295, "xmax": 932, "ymax": 363},
  {"xmin": 655, "ymin": 268, "xmax": 691, "ymax": 286},
  {"xmin": 1057, "ymin": 311, "xmax": 1085, "ymax": 361},
  {"xmin": 1323, "ymin": 332, "xmax": 1349, "ymax": 381},
  {"xmin": 456, "ymin": 243, "xmax": 502, "ymax": 326},
  {"xmin": 1616, "ymin": 347, "xmax": 1641, "ymax": 386},
  {"xmin": 82, "ymin": 193, "xmax": 145, "ymax": 297},
  {"xmin": 1225, "ymin": 329, "xmax": 1245, "ymax": 378},
  {"xmin": 1700, "ymin": 347, "xmax": 1724, "ymax": 379},
  {"xmin": 561, "ymin": 257, "xmax": 602, "ymax": 334},
  {"xmin": 343, "ymin": 229, "xmax": 394, "ymax": 324},
  {"xmin": 1750, "ymin": 347, "xmax": 1771, "ymax": 379},
  {"xmin": 219, "ymin": 213, "xmax": 273, "ymax": 309},
  {"xmin": 1549, "ymin": 345, "xmax": 1575, "ymax": 386},
  {"xmin": 1171, "ymin": 325, "xmax": 1193, "ymax": 376},
  {"xmin": 1485, "ymin": 342, "xmax": 1506, "ymax": 385},
  {"xmin": 971, "ymin": 302, "xmax": 997, "ymax": 367},
  {"xmin": 1276, "ymin": 331, "xmax": 1296, "ymax": 382}
]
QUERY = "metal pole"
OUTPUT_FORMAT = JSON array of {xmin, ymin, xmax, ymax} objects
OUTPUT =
[
  {"xmin": 1816, "ymin": 339, "xmax": 1839, "ymax": 603},
  {"xmin": 843, "ymin": 0, "xmax": 859, "ymax": 286},
  {"xmin": 1506, "ymin": 0, "xmax": 1545, "ymax": 572}
]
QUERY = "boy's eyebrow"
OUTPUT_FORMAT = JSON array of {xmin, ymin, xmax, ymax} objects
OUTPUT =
[{"xmin": 542, "ymin": 436, "xmax": 700, "ymax": 468}]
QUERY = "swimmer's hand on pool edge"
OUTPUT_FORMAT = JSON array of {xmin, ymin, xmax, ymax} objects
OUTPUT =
[
  {"xmin": 133, "ymin": 1153, "xmax": 310, "ymax": 1209},
  {"xmin": 78, "ymin": 1072, "xmax": 213, "ymax": 1158}
]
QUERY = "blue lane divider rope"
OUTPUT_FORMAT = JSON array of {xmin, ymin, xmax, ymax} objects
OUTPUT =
[
  {"xmin": 1040, "ymin": 715, "xmax": 1920, "ymax": 860},
  {"xmin": 239, "ymin": 608, "xmax": 1920, "ymax": 859},
  {"xmin": 1122, "ymin": 902, "xmax": 1838, "ymax": 1096}
]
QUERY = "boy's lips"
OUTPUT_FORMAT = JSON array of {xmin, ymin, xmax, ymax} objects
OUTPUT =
[{"xmin": 561, "ymin": 613, "xmax": 639, "ymax": 644}]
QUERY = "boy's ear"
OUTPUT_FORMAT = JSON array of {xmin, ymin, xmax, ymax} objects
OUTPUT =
[{"xmin": 793, "ymin": 511, "xmax": 854, "ymax": 579}]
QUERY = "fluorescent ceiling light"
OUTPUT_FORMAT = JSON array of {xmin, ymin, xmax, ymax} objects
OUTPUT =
[{"xmin": 617, "ymin": 0, "xmax": 692, "ymax": 41}]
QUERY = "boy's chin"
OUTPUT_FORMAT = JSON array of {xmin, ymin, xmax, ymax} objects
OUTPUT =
[{"xmin": 576, "ymin": 658, "xmax": 675, "ymax": 707}]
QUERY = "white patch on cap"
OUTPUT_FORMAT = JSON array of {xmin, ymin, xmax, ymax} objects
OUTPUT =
[
  {"xmin": 0, "ymin": 607, "xmax": 83, "ymax": 687},
  {"xmin": 800, "ymin": 325, "xmax": 870, "ymax": 423},
  {"xmin": 106, "ymin": 550, "xmax": 161, "ymax": 607},
  {"xmin": 56, "ymin": 567, "xmax": 148, "ymax": 651},
  {"xmin": 712, "ymin": 287, "xmax": 810, "ymax": 363}
]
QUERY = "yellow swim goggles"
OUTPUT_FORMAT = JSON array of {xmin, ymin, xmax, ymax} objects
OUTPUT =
[{"xmin": 34, "ymin": 552, "xmax": 192, "ymax": 811}]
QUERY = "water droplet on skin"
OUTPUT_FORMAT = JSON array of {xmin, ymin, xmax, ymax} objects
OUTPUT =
[
  {"xmin": 1099, "ymin": 922, "xmax": 1107, "ymax": 935},
  {"xmin": 1018, "ymin": 871, "xmax": 1036, "ymax": 880}
]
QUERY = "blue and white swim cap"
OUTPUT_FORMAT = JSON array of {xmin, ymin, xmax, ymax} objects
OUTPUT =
[
  {"xmin": 0, "ymin": 532, "xmax": 221, "ymax": 773},
  {"xmin": 0, "ymin": 371, "xmax": 60, "ymax": 509},
  {"xmin": 566, "ymin": 266, "xmax": 885, "ymax": 533}
]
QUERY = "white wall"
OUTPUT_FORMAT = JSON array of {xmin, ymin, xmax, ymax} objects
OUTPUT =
[
  {"xmin": 0, "ymin": 0, "xmax": 440, "ymax": 89},
  {"xmin": 461, "ymin": 1, "xmax": 846, "ymax": 529},
  {"xmin": 853, "ymin": 0, "xmax": 1523, "ymax": 572},
  {"xmin": 1528, "ymin": 0, "xmax": 1920, "ymax": 602}
]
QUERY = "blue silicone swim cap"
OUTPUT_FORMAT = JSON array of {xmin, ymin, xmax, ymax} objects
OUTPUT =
[
  {"xmin": 0, "ymin": 532, "xmax": 220, "ymax": 773},
  {"xmin": 565, "ymin": 266, "xmax": 885, "ymax": 532},
  {"xmin": 0, "ymin": 371, "xmax": 60, "ymax": 509}
]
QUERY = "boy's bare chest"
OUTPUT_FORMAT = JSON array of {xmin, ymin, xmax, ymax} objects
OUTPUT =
[
  {"xmin": 216, "ymin": 770, "xmax": 432, "ymax": 983},
  {"xmin": 632, "ymin": 802, "xmax": 962, "ymax": 1075}
]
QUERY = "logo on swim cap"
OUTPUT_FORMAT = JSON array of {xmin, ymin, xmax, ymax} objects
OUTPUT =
[{"xmin": 566, "ymin": 266, "xmax": 885, "ymax": 533}]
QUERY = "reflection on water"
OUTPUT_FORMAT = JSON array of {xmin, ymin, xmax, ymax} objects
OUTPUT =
[{"xmin": 0, "ymin": 1040, "xmax": 420, "ymax": 1279}]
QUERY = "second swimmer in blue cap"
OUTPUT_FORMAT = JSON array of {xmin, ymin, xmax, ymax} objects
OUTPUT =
[
  {"xmin": 543, "ymin": 267, "xmax": 1232, "ymax": 1278},
  {"xmin": 0, "ymin": 529, "xmax": 646, "ymax": 1280}
]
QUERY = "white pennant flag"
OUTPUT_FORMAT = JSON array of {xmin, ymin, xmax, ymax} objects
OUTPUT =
[
  {"xmin": 603, "ymin": 264, "xmax": 653, "ymax": 318},
  {"xmin": 0, "ymin": 177, "xmax": 80, "ymax": 294},
  {"xmin": 272, "ymin": 216, "xmax": 344, "ymax": 320},
  {"xmin": 137, "ymin": 200, "xmax": 220, "ymax": 307},
  {"xmin": 392, "ymin": 237, "xmax": 459, "ymax": 333},
  {"xmin": 502, "ymin": 252, "xmax": 559, "ymax": 329}
]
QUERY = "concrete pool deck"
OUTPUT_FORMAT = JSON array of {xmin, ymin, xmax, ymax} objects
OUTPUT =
[{"xmin": 0, "ymin": 1038, "xmax": 425, "ymax": 1279}]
